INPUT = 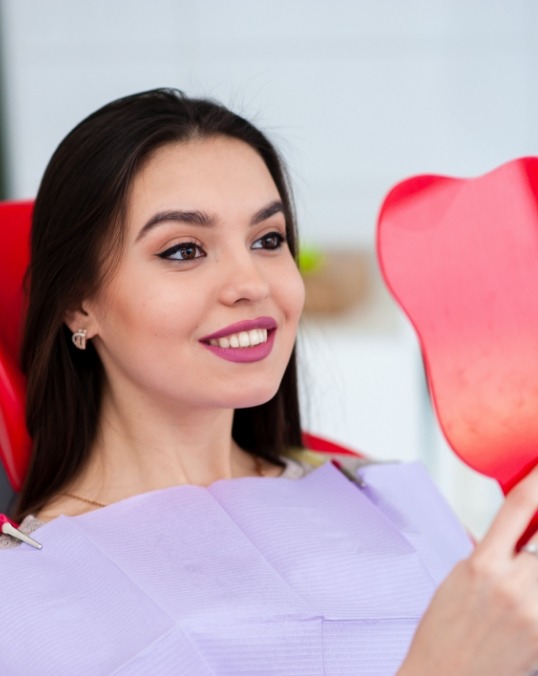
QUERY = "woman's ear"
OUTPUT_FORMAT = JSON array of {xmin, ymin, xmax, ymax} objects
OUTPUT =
[
  {"xmin": 64, "ymin": 305, "xmax": 100, "ymax": 351},
  {"xmin": 63, "ymin": 304, "xmax": 98, "ymax": 339}
]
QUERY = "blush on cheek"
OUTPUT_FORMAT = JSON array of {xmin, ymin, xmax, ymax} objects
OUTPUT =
[{"xmin": 289, "ymin": 275, "xmax": 306, "ymax": 321}]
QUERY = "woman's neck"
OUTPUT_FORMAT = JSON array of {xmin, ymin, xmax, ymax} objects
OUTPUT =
[
  {"xmin": 81, "ymin": 400, "xmax": 250, "ymax": 492},
  {"xmin": 38, "ymin": 390, "xmax": 281, "ymax": 521}
]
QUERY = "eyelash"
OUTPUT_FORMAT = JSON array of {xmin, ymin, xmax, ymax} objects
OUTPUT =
[
  {"xmin": 251, "ymin": 231, "xmax": 286, "ymax": 251},
  {"xmin": 157, "ymin": 241, "xmax": 206, "ymax": 262},
  {"xmin": 157, "ymin": 231, "xmax": 287, "ymax": 261}
]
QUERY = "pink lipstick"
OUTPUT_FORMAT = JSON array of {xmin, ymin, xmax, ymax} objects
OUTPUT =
[{"xmin": 199, "ymin": 316, "xmax": 277, "ymax": 363}]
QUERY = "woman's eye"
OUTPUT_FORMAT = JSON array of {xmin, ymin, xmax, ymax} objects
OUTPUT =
[
  {"xmin": 157, "ymin": 242, "xmax": 206, "ymax": 261},
  {"xmin": 252, "ymin": 232, "xmax": 286, "ymax": 251}
]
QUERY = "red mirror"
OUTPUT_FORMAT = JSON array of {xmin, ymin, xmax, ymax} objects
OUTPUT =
[{"xmin": 377, "ymin": 158, "xmax": 538, "ymax": 539}]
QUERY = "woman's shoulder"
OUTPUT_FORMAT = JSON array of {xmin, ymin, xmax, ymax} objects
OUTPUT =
[
  {"xmin": 280, "ymin": 446, "xmax": 382, "ymax": 480},
  {"xmin": 0, "ymin": 449, "xmax": 383, "ymax": 548}
]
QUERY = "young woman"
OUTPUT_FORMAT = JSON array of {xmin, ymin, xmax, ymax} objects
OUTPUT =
[{"xmin": 1, "ymin": 89, "xmax": 537, "ymax": 674}]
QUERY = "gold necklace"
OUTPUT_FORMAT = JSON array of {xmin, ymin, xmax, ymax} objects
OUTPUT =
[
  {"xmin": 61, "ymin": 491, "xmax": 107, "ymax": 508},
  {"xmin": 61, "ymin": 455, "xmax": 266, "ymax": 508}
]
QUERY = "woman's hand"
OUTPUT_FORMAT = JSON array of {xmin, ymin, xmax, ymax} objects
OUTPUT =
[{"xmin": 398, "ymin": 465, "xmax": 538, "ymax": 676}]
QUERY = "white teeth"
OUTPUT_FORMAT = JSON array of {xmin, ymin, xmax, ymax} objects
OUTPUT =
[
  {"xmin": 208, "ymin": 328, "xmax": 269, "ymax": 349},
  {"xmin": 249, "ymin": 329, "xmax": 261, "ymax": 346}
]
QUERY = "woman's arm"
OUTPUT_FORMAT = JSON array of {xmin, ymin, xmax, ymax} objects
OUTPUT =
[{"xmin": 398, "ymin": 465, "xmax": 538, "ymax": 675}]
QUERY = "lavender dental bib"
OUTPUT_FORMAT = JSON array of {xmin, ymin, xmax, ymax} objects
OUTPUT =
[{"xmin": 0, "ymin": 462, "xmax": 472, "ymax": 674}]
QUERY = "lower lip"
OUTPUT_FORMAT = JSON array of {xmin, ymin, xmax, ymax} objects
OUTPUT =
[{"xmin": 200, "ymin": 330, "xmax": 276, "ymax": 363}]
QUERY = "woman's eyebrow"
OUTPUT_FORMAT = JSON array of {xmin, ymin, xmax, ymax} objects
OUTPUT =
[
  {"xmin": 136, "ymin": 200, "xmax": 285, "ymax": 242},
  {"xmin": 136, "ymin": 210, "xmax": 212, "ymax": 241},
  {"xmin": 250, "ymin": 200, "xmax": 285, "ymax": 225}
]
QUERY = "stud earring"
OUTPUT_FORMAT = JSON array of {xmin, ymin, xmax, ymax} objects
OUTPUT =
[{"xmin": 71, "ymin": 329, "xmax": 88, "ymax": 350}]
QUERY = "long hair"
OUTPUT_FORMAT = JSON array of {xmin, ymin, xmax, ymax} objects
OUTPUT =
[{"xmin": 15, "ymin": 88, "xmax": 303, "ymax": 520}]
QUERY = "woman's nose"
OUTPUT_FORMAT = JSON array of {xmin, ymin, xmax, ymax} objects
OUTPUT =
[{"xmin": 217, "ymin": 251, "xmax": 270, "ymax": 305}]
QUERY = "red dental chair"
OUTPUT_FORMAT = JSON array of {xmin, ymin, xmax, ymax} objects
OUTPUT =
[
  {"xmin": 0, "ymin": 200, "xmax": 359, "ymax": 502},
  {"xmin": 0, "ymin": 200, "xmax": 33, "ymax": 493}
]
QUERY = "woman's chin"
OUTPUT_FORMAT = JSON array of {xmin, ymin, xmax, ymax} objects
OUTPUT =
[{"xmin": 228, "ymin": 384, "xmax": 281, "ymax": 410}]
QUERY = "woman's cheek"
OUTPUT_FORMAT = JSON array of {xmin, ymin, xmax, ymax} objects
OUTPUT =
[{"xmin": 289, "ymin": 268, "xmax": 306, "ymax": 319}]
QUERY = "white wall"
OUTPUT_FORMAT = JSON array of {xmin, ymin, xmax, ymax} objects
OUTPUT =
[
  {"xmin": 3, "ymin": 0, "xmax": 538, "ymax": 246},
  {"xmin": 1, "ymin": 0, "xmax": 528, "ymax": 535}
]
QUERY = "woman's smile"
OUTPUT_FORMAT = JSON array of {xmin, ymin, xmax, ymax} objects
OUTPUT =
[
  {"xmin": 208, "ymin": 329, "xmax": 269, "ymax": 349},
  {"xmin": 202, "ymin": 330, "xmax": 277, "ymax": 364},
  {"xmin": 200, "ymin": 315, "xmax": 276, "ymax": 362}
]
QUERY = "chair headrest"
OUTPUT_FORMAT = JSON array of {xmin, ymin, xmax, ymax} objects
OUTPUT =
[{"xmin": 0, "ymin": 200, "xmax": 33, "ymax": 490}]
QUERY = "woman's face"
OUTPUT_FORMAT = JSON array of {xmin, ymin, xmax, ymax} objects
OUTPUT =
[{"xmin": 80, "ymin": 136, "xmax": 305, "ymax": 412}]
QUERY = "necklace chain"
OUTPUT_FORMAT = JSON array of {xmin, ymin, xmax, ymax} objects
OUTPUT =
[
  {"xmin": 61, "ymin": 455, "xmax": 266, "ymax": 508},
  {"xmin": 61, "ymin": 491, "xmax": 107, "ymax": 508}
]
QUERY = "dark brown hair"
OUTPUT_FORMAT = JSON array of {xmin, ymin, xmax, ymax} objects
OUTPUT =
[{"xmin": 15, "ymin": 88, "xmax": 303, "ymax": 520}]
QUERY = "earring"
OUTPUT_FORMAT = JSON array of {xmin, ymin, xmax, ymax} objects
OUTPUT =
[{"xmin": 71, "ymin": 329, "xmax": 88, "ymax": 350}]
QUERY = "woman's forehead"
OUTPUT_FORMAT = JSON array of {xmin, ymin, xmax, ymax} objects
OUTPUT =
[{"xmin": 125, "ymin": 137, "xmax": 281, "ymax": 230}]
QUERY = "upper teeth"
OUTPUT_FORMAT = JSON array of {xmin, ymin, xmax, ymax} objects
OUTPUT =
[{"xmin": 209, "ymin": 329, "xmax": 268, "ymax": 348}]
